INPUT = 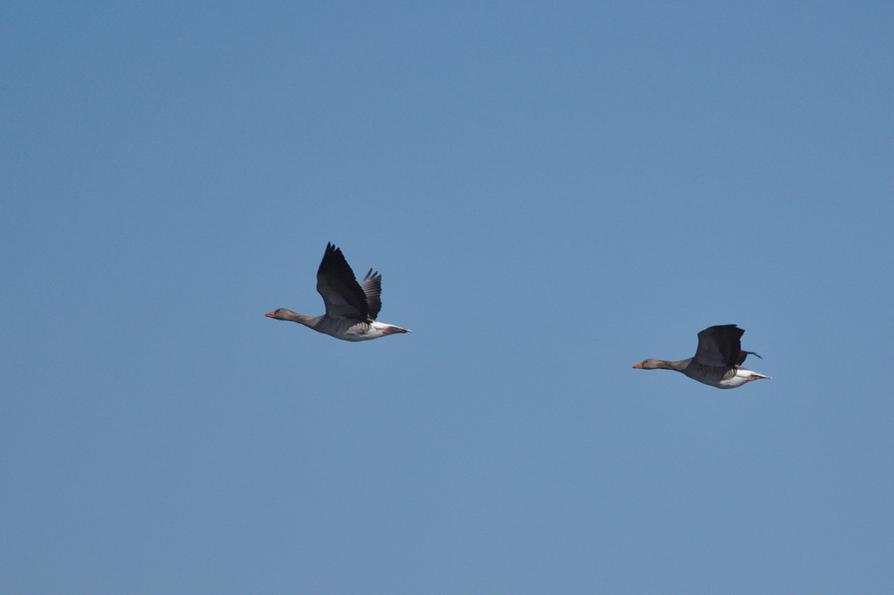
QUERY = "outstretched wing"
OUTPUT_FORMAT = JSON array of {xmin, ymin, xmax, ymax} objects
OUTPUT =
[
  {"xmin": 359, "ymin": 268, "xmax": 382, "ymax": 320},
  {"xmin": 316, "ymin": 243, "xmax": 369, "ymax": 321},
  {"xmin": 695, "ymin": 324, "xmax": 745, "ymax": 368}
]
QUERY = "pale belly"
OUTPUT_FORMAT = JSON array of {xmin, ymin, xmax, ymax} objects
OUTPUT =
[
  {"xmin": 315, "ymin": 319, "xmax": 402, "ymax": 342},
  {"xmin": 716, "ymin": 373, "xmax": 752, "ymax": 389},
  {"xmin": 714, "ymin": 368, "xmax": 766, "ymax": 389},
  {"xmin": 685, "ymin": 365, "xmax": 760, "ymax": 389}
]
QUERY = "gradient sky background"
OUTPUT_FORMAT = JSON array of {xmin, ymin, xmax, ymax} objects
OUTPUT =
[{"xmin": 3, "ymin": 2, "xmax": 893, "ymax": 593}]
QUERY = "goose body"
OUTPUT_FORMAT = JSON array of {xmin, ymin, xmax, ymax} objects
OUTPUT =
[
  {"xmin": 265, "ymin": 243, "xmax": 409, "ymax": 342},
  {"xmin": 633, "ymin": 325, "xmax": 767, "ymax": 389}
]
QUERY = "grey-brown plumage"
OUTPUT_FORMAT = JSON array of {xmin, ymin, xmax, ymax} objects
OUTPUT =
[
  {"xmin": 633, "ymin": 324, "xmax": 767, "ymax": 389},
  {"xmin": 265, "ymin": 242, "xmax": 409, "ymax": 342}
]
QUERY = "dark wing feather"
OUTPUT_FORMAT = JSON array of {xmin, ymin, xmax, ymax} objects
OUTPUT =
[
  {"xmin": 359, "ymin": 268, "xmax": 382, "ymax": 320},
  {"xmin": 316, "ymin": 243, "xmax": 369, "ymax": 321},
  {"xmin": 737, "ymin": 350, "xmax": 762, "ymax": 366},
  {"xmin": 694, "ymin": 324, "xmax": 745, "ymax": 368}
]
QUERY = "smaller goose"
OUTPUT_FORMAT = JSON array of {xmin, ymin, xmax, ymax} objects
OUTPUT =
[
  {"xmin": 633, "ymin": 324, "xmax": 767, "ymax": 389},
  {"xmin": 266, "ymin": 242, "xmax": 410, "ymax": 342}
]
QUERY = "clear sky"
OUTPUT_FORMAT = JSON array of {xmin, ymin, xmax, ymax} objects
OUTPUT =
[{"xmin": 3, "ymin": 2, "xmax": 893, "ymax": 593}]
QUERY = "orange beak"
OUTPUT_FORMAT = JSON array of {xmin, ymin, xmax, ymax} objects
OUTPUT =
[
  {"xmin": 265, "ymin": 311, "xmax": 277, "ymax": 318},
  {"xmin": 632, "ymin": 362, "xmax": 643, "ymax": 369}
]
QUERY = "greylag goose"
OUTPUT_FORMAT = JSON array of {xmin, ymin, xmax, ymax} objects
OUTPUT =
[
  {"xmin": 265, "ymin": 242, "xmax": 409, "ymax": 341},
  {"xmin": 632, "ymin": 324, "xmax": 767, "ymax": 389}
]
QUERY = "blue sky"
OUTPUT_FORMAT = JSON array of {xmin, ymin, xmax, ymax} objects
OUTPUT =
[{"xmin": 3, "ymin": 2, "xmax": 893, "ymax": 593}]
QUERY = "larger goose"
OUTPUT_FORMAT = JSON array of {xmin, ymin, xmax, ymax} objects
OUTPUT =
[
  {"xmin": 265, "ymin": 242, "xmax": 409, "ymax": 341},
  {"xmin": 632, "ymin": 324, "xmax": 767, "ymax": 389}
]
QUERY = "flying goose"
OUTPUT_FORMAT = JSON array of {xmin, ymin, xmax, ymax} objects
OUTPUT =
[
  {"xmin": 632, "ymin": 324, "xmax": 767, "ymax": 389},
  {"xmin": 265, "ymin": 242, "xmax": 409, "ymax": 341}
]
